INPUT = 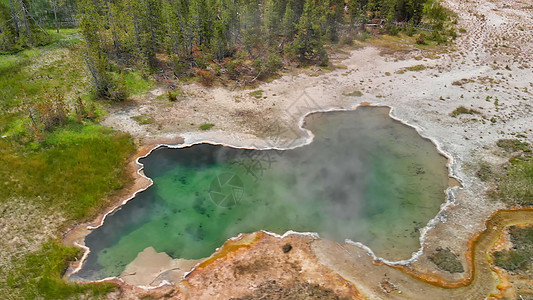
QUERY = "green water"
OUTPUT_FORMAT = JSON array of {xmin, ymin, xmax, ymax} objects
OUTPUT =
[{"xmin": 74, "ymin": 107, "xmax": 450, "ymax": 280}]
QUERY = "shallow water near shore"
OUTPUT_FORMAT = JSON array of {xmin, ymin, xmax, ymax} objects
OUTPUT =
[{"xmin": 73, "ymin": 107, "xmax": 450, "ymax": 281}]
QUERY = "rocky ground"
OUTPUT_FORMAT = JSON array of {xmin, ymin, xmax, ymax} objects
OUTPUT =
[{"xmin": 75, "ymin": 0, "xmax": 533, "ymax": 298}]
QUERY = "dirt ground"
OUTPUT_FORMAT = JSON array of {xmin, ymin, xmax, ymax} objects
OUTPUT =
[{"xmin": 81, "ymin": 0, "xmax": 533, "ymax": 298}]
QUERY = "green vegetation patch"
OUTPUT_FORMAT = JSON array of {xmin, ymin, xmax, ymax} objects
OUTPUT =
[
  {"xmin": 4, "ymin": 240, "xmax": 115, "ymax": 299},
  {"xmin": 405, "ymin": 64, "xmax": 427, "ymax": 72},
  {"xmin": 0, "ymin": 123, "xmax": 135, "ymax": 220},
  {"xmin": 395, "ymin": 64, "xmax": 428, "ymax": 74},
  {"xmin": 452, "ymin": 78, "xmax": 474, "ymax": 86},
  {"xmin": 131, "ymin": 115, "xmax": 154, "ymax": 125},
  {"xmin": 199, "ymin": 123, "xmax": 215, "ymax": 131},
  {"xmin": 451, "ymin": 106, "xmax": 480, "ymax": 117},
  {"xmin": 0, "ymin": 32, "xmax": 98, "ymax": 139},
  {"xmin": 415, "ymin": 33, "xmax": 427, "ymax": 45},
  {"xmin": 0, "ymin": 45, "xmax": 85, "ymax": 111},
  {"xmin": 343, "ymin": 90, "xmax": 363, "ymax": 97},
  {"xmin": 249, "ymin": 90, "xmax": 264, "ymax": 99},
  {"xmin": 476, "ymin": 163, "xmax": 494, "ymax": 182},
  {"xmin": 496, "ymin": 155, "xmax": 533, "ymax": 206},
  {"xmin": 497, "ymin": 139, "xmax": 531, "ymax": 153},
  {"xmin": 492, "ymin": 225, "xmax": 533, "ymax": 271},
  {"xmin": 166, "ymin": 90, "xmax": 184, "ymax": 102},
  {"xmin": 0, "ymin": 31, "xmax": 136, "ymax": 298},
  {"xmin": 429, "ymin": 247, "xmax": 464, "ymax": 273},
  {"xmin": 124, "ymin": 71, "xmax": 154, "ymax": 96}
]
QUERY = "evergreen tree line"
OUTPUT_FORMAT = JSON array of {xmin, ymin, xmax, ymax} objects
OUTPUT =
[
  {"xmin": 1, "ymin": 0, "xmax": 451, "ymax": 99},
  {"xmin": 0, "ymin": 0, "xmax": 48, "ymax": 52},
  {"xmin": 77, "ymin": 0, "xmax": 439, "ymax": 99},
  {"xmin": 0, "ymin": 0, "xmax": 78, "ymax": 52},
  {"xmin": 29, "ymin": 0, "xmax": 78, "ymax": 29},
  {"xmin": 78, "ymin": 0, "xmax": 346, "ymax": 100}
]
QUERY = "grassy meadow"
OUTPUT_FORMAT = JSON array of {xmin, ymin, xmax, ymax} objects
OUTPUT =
[{"xmin": 0, "ymin": 29, "xmax": 143, "ymax": 299}]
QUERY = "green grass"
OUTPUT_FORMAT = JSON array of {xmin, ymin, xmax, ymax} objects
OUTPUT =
[
  {"xmin": 476, "ymin": 163, "xmax": 494, "ymax": 181},
  {"xmin": 429, "ymin": 247, "xmax": 464, "ymax": 273},
  {"xmin": 496, "ymin": 155, "xmax": 533, "ymax": 206},
  {"xmin": 484, "ymin": 138, "xmax": 533, "ymax": 207},
  {"xmin": 0, "ymin": 31, "xmax": 92, "ymax": 139},
  {"xmin": 4, "ymin": 240, "xmax": 115, "ymax": 299},
  {"xmin": 0, "ymin": 122, "xmax": 133, "ymax": 300},
  {"xmin": 451, "ymin": 106, "xmax": 480, "ymax": 117},
  {"xmin": 0, "ymin": 31, "xmax": 137, "ymax": 298},
  {"xmin": 0, "ymin": 48, "xmax": 40, "ymax": 109},
  {"xmin": 124, "ymin": 71, "xmax": 154, "ymax": 96},
  {"xmin": 0, "ymin": 37, "xmax": 84, "ymax": 106},
  {"xmin": 0, "ymin": 122, "xmax": 135, "ymax": 220},
  {"xmin": 492, "ymin": 225, "xmax": 533, "ymax": 271},
  {"xmin": 343, "ymin": 90, "xmax": 363, "ymax": 97},
  {"xmin": 496, "ymin": 139, "xmax": 531, "ymax": 153},
  {"xmin": 405, "ymin": 64, "xmax": 427, "ymax": 71},
  {"xmin": 199, "ymin": 123, "xmax": 215, "ymax": 131},
  {"xmin": 131, "ymin": 115, "xmax": 154, "ymax": 125},
  {"xmin": 166, "ymin": 90, "xmax": 183, "ymax": 102},
  {"xmin": 46, "ymin": 28, "xmax": 80, "ymax": 37},
  {"xmin": 249, "ymin": 90, "xmax": 264, "ymax": 98},
  {"xmin": 392, "ymin": 64, "xmax": 429, "ymax": 75}
]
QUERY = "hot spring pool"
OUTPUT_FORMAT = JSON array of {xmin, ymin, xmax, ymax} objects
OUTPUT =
[{"xmin": 74, "ymin": 107, "xmax": 451, "ymax": 280}]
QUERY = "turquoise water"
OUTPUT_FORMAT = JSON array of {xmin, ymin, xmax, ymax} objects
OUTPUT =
[{"xmin": 74, "ymin": 107, "xmax": 450, "ymax": 280}]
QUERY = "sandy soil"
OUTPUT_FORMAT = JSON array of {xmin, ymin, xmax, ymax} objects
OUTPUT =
[
  {"xmin": 88, "ymin": 0, "xmax": 533, "ymax": 298},
  {"xmin": 108, "ymin": 232, "xmax": 361, "ymax": 299},
  {"xmin": 119, "ymin": 247, "xmax": 202, "ymax": 287}
]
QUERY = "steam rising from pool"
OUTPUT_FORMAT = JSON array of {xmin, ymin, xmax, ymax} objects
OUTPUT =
[{"xmin": 74, "ymin": 107, "xmax": 450, "ymax": 281}]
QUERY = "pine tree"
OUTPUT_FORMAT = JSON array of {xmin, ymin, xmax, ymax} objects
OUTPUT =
[
  {"xmin": 219, "ymin": 0, "xmax": 239, "ymax": 50},
  {"xmin": 0, "ymin": 0, "xmax": 49, "ymax": 52},
  {"xmin": 289, "ymin": 0, "xmax": 327, "ymax": 65},
  {"xmin": 281, "ymin": 2, "xmax": 296, "ymax": 41},
  {"xmin": 78, "ymin": 0, "xmax": 114, "ymax": 98},
  {"xmin": 408, "ymin": 0, "xmax": 425, "ymax": 24},
  {"xmin": 289, "ymin": 0, "xmax": 305, "ymax": 21},
  {"xmin": 173, "ymin": 0, "xmax": 195, "ymax": 57},
  {"xmin": 347, "ymin": 0, "xmax": 359, "ymax": 31},
  {"xmin": 102, "ymin": 0, "xmax": 122, "ymax": 58},
  {"xmin": 241, "ymin": 0, "xmax": 261, "ymax": 57},
  {"xmin": 8, "ymin": 0, "xmax": 21, "ymax": 38},
  {"xmin": 0, "ymin": 3, "xmax": 18, "ymax": 52},
  {"xmin": 190, "ymin": 0, "xmax": 214, "ymax": 48},
  {"xmin": 162, "ymin": 0, "xmax": 183, "ymax": 56},
  {"xmin": 141, "ymin": 0, "xmax": 163, "ymax": 68},
  {"xmin": 212, "ymin": 3, "xmax": 230, "ymax": 60},
  {"xmin": 328, "ymin": 0, "xmax": 345, "ymax": 41},
  {"xmin": 262, "ymin": 0, "xmax": 280, "ymax": 46},
  {"xmin": 71, "ymin": 0, "xmax": 444, "ymax": 87}
]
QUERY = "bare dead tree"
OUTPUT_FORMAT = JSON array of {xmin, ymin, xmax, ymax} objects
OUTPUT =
[
  {"xmin": 8, "ymin": 0, "xmax": 20, "ymax": 37},
  {"xmin": 52, "ymin": 0, "xmax": 59, "ymax": 33},
  {"xmin": 19, "ymin": 0, "xmax": 32, "ymax": 45}
]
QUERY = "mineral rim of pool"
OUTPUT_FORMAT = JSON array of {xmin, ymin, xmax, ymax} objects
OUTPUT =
[{"xmin": 73, "ymin": 107, "xmax": 451, "ymax": 281}]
